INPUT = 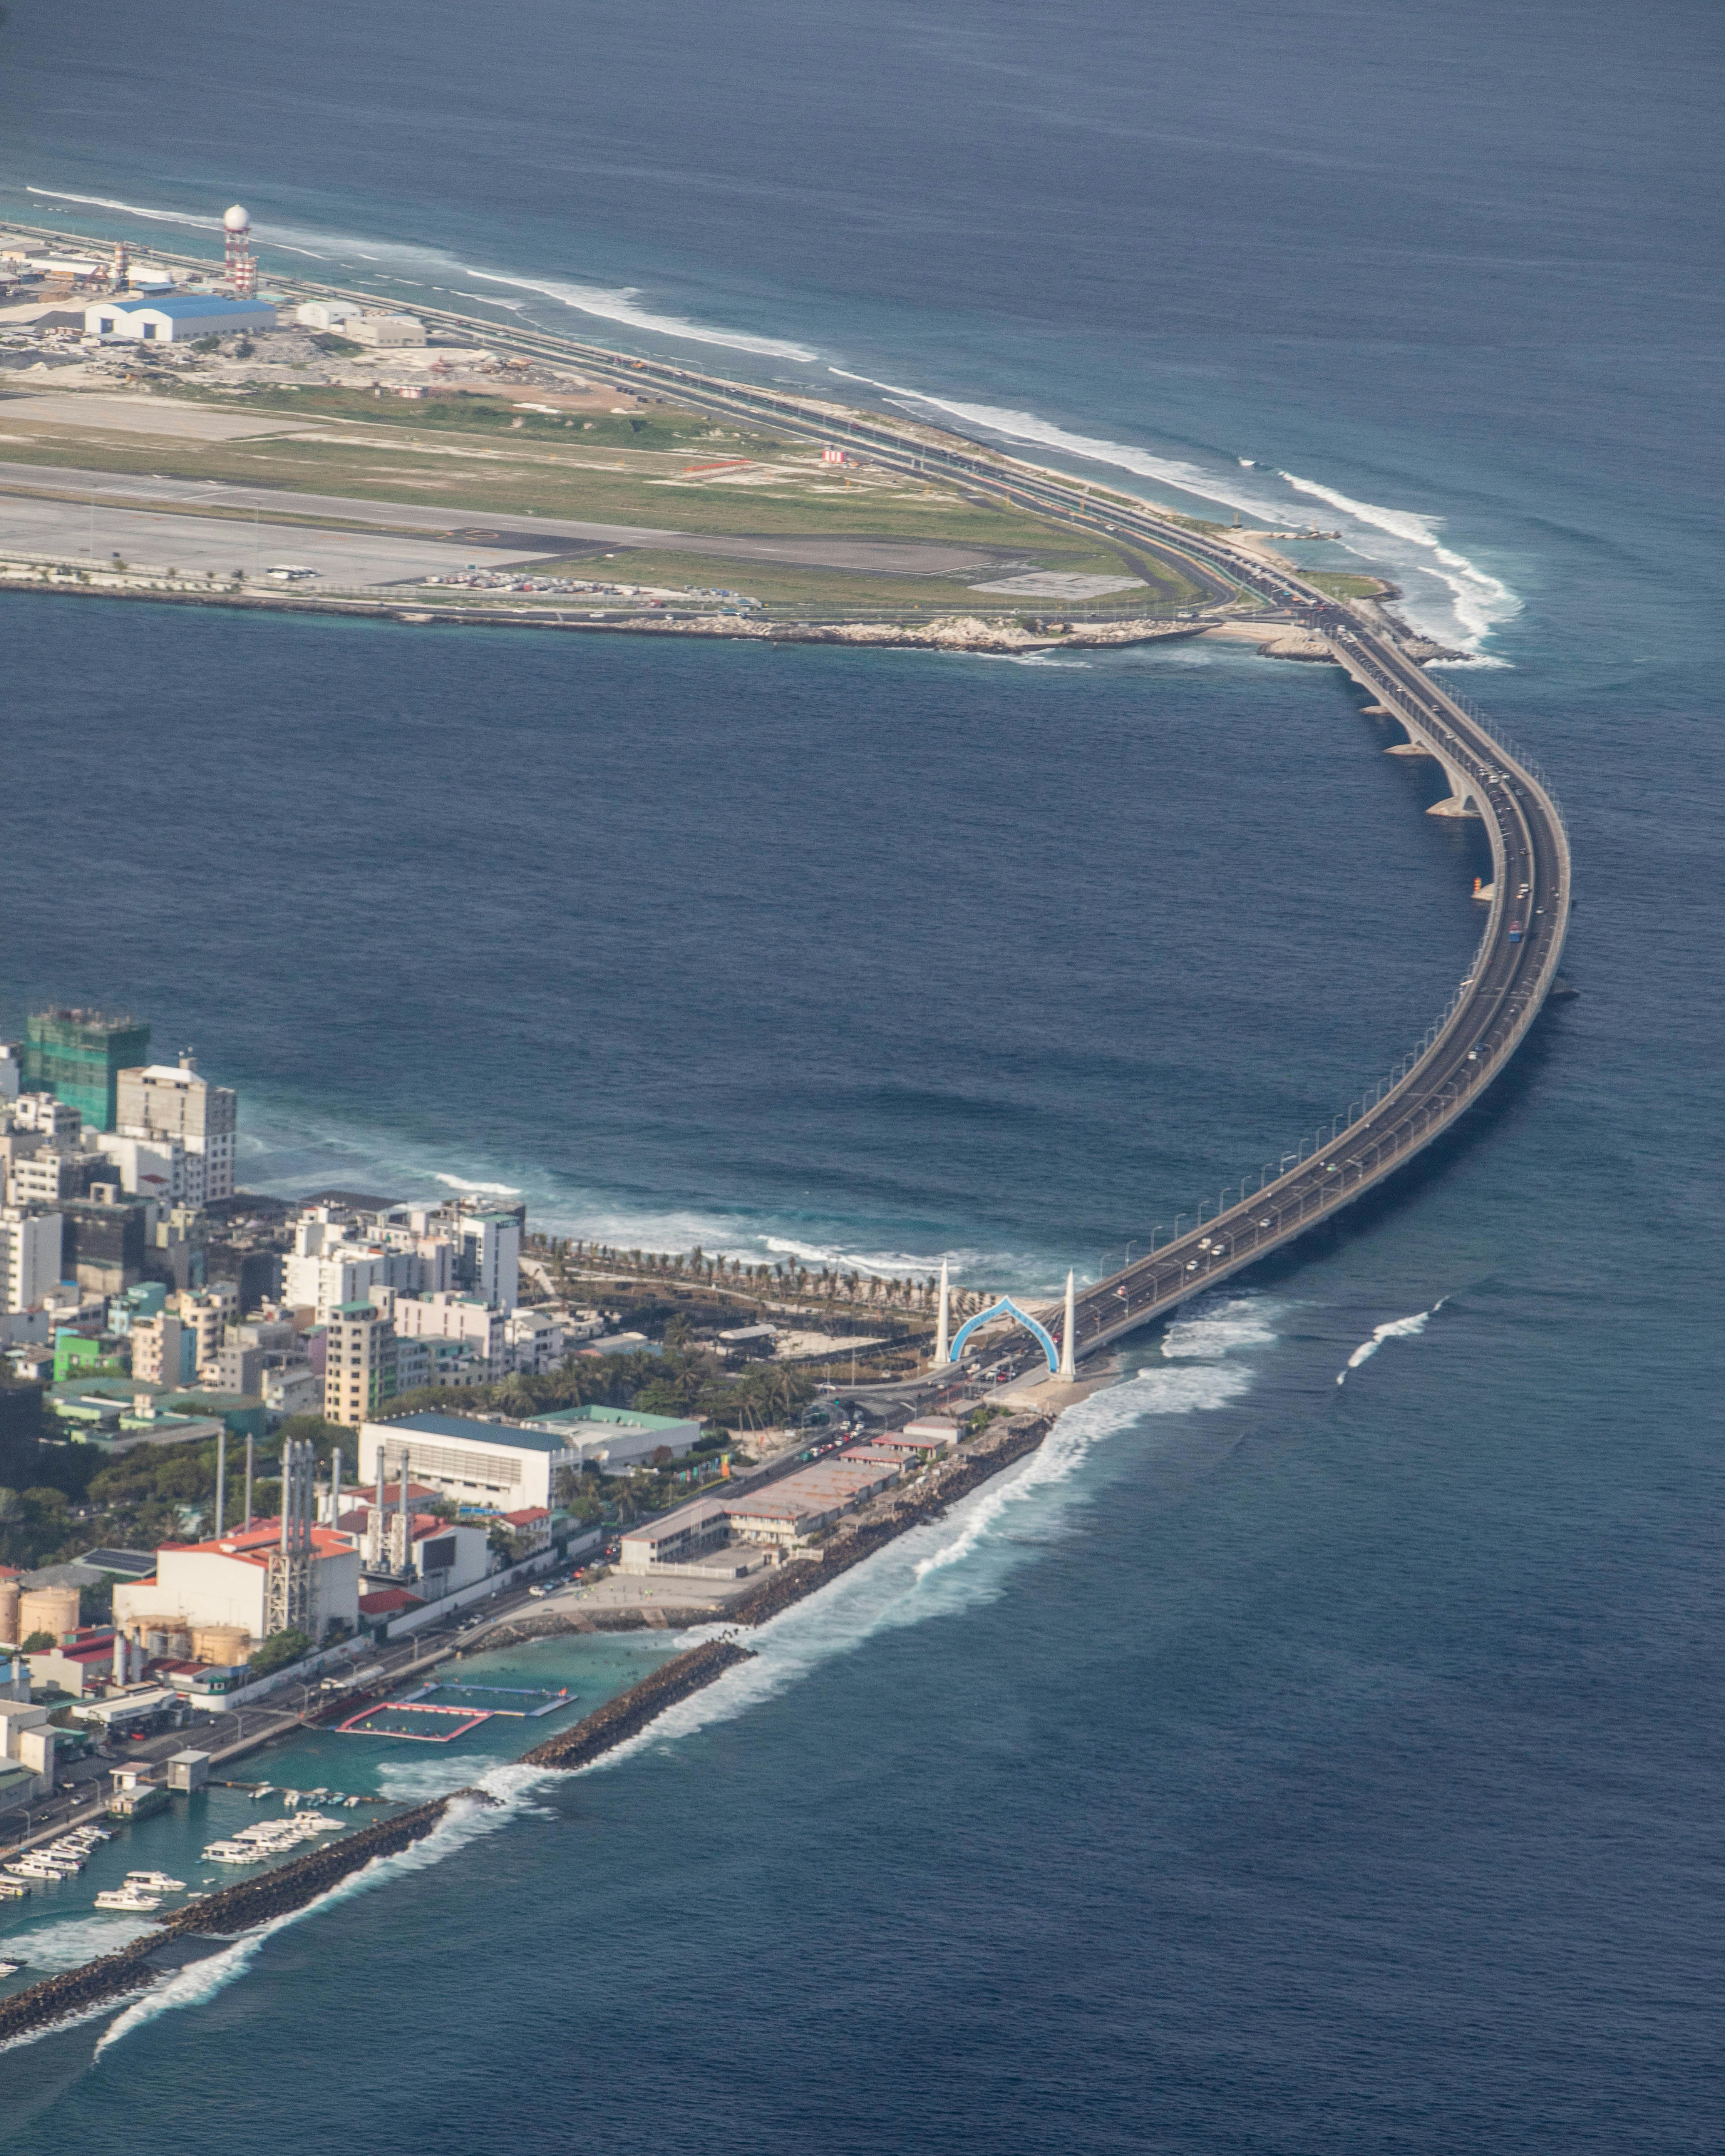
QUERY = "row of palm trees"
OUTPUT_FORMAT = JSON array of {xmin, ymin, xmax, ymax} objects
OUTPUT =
[{"xmin": 534, "ymin": 1237, "xmax": 991, "ymax": 1320}]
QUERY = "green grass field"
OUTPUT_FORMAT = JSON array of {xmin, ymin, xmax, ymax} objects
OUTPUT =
[{"xmin": 0, "ymin": 382, "xmax": 1209, "ymax": 614}]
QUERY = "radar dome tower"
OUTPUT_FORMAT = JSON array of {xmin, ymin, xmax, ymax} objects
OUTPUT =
[{"xmin": 223, "ymin": 204, "xmax": 256, "ymax": 296}]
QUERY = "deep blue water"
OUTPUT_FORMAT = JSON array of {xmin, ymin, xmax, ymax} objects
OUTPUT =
[{"xmin": 1, "ymin": 1, "xmax": 1722, "ymax": 2147}]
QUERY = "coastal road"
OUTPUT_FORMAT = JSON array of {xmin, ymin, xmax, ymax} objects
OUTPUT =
[
  {"xmin": 333, "ymin": 291, "xmax": 1571, "ymax": 1361},
  {"xmin": 0, "ymin": 233, "xmax": 1573, "ymax": 1358}
]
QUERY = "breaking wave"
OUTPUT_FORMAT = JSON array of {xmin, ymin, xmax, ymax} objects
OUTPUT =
[
  {"xmin": 1278, "ymin": 472, "xmax": 1521, "ymax": 649},
  {"xmin": 1161, "ymin": 1294, "xmax": 1287, "ymax": 1361},
  {"xmin": 92, "ymin": 1778, "xmax": 534, "ymax": 2057},
  {"xmin": 1337, "ymin": 1297, "xmax": 1447, "ymax": 1383},
  {"xmin": 826, "ymin": 371, "xmax": 1518, "ymax": 654},
  {"xmin": 25, "ymin": 186, "xmax": 221, "ymax": 228},
  {"xmin": 460, "ymin": 270, "xmax": 817, "ymax": 361}
]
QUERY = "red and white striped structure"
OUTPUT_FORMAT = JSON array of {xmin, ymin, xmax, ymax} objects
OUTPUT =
[{"xmin": 223, "ymin": 205, "xmax": 257, "ymax": 296}]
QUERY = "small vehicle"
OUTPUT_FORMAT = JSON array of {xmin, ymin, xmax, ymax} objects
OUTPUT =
[
  {"xmin": 527, "ymin": 1585, "xmax": 549, "ymax": 1599},
  {"xmin": 1508, "ymin": 921, "xmax": 1523, "ymax": 942},
  {"xmin": 1186, "ymin": 1260, "xmax": 1199, "ymax": 1272},
  {"xmin": 1467, "ymin": 1041, "xmax": 1487, "ymax": 1061}
]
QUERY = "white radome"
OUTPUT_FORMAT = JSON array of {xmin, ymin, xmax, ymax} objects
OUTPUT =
[{"xmin": 223, "ymin": 204, "xmax": 251, "ymax": 233}]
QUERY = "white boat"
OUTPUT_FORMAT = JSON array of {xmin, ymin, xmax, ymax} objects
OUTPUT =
[
  {"xmin": 201, "ymin": 1841, "xmax": 263, "ymax": 1865},
  {"xmin": 250, "ymin": 1784, "xmax": 276, "ymax": 1801},
  {"xmin": 124, "ymin": 1871, "xmax": 186, "ymax": 1893},
  {"xmin": 291, "ymin": 1813, "xmax": 342, "ymax": 1832},
  {"xmin": 94, "ymin": 1889, "xmax": 161, "ymax": 1912},
  {"xmin": 344, "ymin": 1795, "xmax": 362, "ymax": 1808},
  {"xmin": 12, "ymin": 1860, "xmax": 70, "ymax": 1880},
  {"xmin": 0, "ymin": 1882, "xmax": 29, "ymax": 1900},
  {"xmin": 0, "ymin": 1957, "xmax": 21, "ymax": 1974}
]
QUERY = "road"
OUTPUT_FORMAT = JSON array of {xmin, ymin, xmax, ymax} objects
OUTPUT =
[{"xmin": 2, "ymin": 230, "xmax": 1571, "ymax": 1364}]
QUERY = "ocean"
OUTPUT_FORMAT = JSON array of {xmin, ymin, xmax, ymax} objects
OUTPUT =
[{"xmin": 1, "ymin": 0, "xmax": 1722, "ymax": 2145}]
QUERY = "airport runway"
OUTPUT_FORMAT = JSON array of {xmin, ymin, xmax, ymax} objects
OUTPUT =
[{"xmin": 0, "ymin": 460, "xmax": 1004, "ymax": 582}]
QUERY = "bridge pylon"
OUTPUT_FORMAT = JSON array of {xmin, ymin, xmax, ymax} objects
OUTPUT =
[
  {"xmin": 1059, "ymin": 1270, "xmax": 1076, "ymax": 1382},
  {"xmin": 932, "ymin": 1255, "xmax": 950, "ymax": 1369}
]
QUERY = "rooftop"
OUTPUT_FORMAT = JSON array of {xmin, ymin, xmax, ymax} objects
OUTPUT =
[
  {"xmin": 99, "ymin": 296, "xmax": 271, "ymax": 320},
  {"xmin": 530, "ymin": 1404, "xmax": 697, "ymax": 1434},
  {"xmin": 159, "ymin": 1521, "xmax": 356, "ymax": 1569},
  {"xmin": 376, "ymin": 1411, "xmax": 574, "ymax": 1456}
]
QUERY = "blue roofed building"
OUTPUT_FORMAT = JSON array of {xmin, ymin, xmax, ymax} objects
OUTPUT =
[{"xmin": 83, "ymin": 294, "xmax": 277, "ymax": 343}]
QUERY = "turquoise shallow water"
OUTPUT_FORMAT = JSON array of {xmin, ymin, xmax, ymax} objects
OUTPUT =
[{"xmin": 0, "ymin": 0, "xmax": 1721, "ymax": 2146}]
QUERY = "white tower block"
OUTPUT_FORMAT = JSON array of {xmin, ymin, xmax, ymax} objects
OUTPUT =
[
  {"xmin": 934, "ymin": 1256, "xmax": 950, "ymax": 1367},
  {"xmin": 1059, "ymin": 1270, "xmax": 1077, "ymax": 1382}
]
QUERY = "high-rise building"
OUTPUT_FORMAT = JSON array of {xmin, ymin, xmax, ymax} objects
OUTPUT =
[
  {"xmin": 24, "ymin": 1010, "xmax": 152, "ymax": 1132},
  {"xmin": 458, "ymin": 1211, "xmax": 521, "ymax": 1312},
  {"xmin": 323, "ymin": 1299, "xmax": 399, "ymax": 1427},
  {"xmin": 114, "ymin": 1055, "xmax": 237, "ymax": 1204},
  {"xmin": 0, "ymin": 1210, "xmax": 63, "ymax": 1314}
]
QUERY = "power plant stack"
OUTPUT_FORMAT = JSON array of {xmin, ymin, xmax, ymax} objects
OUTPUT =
[
  {"xmin": 223, "ymin": 204, "xmax": 257, "ymax": 297},
  {"xmin": 365, "ymin": 1445, "xmax": 412, "ymax": 1577},
  {"xmin": 265, "ymin": 1436, "xmax": 317, "ymax": 1636}
]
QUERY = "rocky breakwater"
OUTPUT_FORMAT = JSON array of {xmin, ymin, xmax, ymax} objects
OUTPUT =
[
  {"xmin": 635, "ymin": 613, "xmax": 1201, "ymax": 654},
  {"xmin": 163, "ymin": 1793, "xmax": 470, "ymax": 1937},
  {"xmin": 726, "ymin": 1412, "xmax": 1055, "ymax": 1629},
  {"xmin": 519, "ymin": 1637, "xmax": 756, "ymax": 1769},
  {"xmin": 0, "ymin": 1795, "xmax": 466, "ymax": 2046}
]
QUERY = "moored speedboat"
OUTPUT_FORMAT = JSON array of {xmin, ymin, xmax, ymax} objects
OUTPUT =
[{"xmin": 94, "ymin": 1888, "xmax": 161, "ymax": 1912}]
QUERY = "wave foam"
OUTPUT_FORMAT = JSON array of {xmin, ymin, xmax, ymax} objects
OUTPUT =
[
  {"xmin": 562, "ymin": 1363, "xmax": 1266, "ymax": 1773},
  {"xmin": 432, "ymin": 1173, "xmax": 522, "ymax": 1195},
  {"xmin": 1161, "ymin": 1294, "xmax": 1286, "ymax": 1361},
  {"xmin": 826, "ymin": 371, "xmax": 1517, "ymax": 654},
  {"xmin": 4, "ymin": 1913, "xmax": 156, "ymax": 1971},
  {"xmin": 92, "ymin": 1778, "xmax": 535, "ymax": 2056},
  {"xmin": 461, "ymin": 270, "xmax": 817, "ymax": 360},
  {"xmin": 24, "ymin": 186, "xmax": 817, "ymax": 363},
  {"xmin": 1337, "ymin": 1297, "xmax": 1447, "ymax": 1383},
  {"xmin": 25, "ymin": 186, "xmax": 220, "ymax": 228},
  {"xmin": 1278, "ymin": 472, "xmax": 1520, "ymax": 648}
]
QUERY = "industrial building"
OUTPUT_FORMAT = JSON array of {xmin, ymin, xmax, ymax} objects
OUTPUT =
[
  {"xmin": 334, "ymin": 1485, "xmax": 492, "ymax": 1599},
  {"xmin": 358, "ymin": 1402, "xmax": 701, "ymax": 1512},
  {"xmin": 82, "ymin": 293, "xmax": 277, "ymax": 343},
  {"xmin": 347, "ymin": 312, "xmax": 426, "ymax": 347},
  {"xmin": 114, "ymin": 1507, "xmax": 362, "ymax": 1649},
  {"xmin": 294, "ymin": 300, "xmax": 362, "ymax": 331}
]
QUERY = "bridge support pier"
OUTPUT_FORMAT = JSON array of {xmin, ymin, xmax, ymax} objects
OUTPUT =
[
  {"xmin": 1059, "ymin": 1271, "xmax": 1076, "ymax": 1383},
  {"xmin": 932, "ymin": 1256, "xmax": 950, "ymax": 1369}
]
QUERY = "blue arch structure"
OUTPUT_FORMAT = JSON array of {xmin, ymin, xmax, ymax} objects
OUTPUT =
[{"xmin": 949, "ymin": 1296, "xmax": 1061, "ymax": 1374}]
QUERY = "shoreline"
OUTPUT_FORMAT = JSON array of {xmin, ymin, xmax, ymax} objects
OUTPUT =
[
  {"xmin": 0, "ymin": 567, "xmax": 1213, "ymax": 656},
  {"xmin": 0, "ymin": 1395, "xmax": 1075, "ymax": 2047}
]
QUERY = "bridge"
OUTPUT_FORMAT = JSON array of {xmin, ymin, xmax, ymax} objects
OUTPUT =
[
  {"xmin": 5, "ymin": 221, "xmax": 1569, "ymax": 1364},
  {"xmin": 388, "ymin": 303, "xmax": 1570, "ymax": 1366}
]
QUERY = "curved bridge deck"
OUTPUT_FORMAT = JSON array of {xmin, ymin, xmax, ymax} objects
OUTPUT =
[{"xmin": 4, "ymin": 231, "xmax": 1568, "ymax": 1358}]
